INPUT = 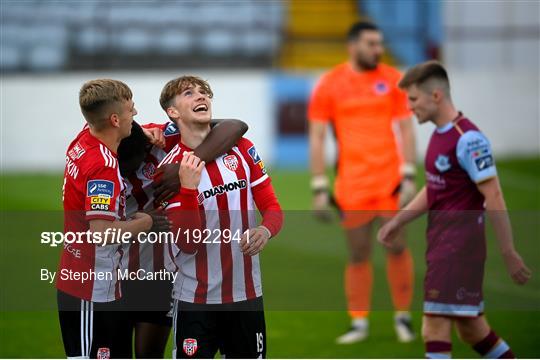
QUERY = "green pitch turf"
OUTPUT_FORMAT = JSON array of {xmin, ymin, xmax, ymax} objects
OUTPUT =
[{"xmin": 1, "ymin": 157, "xmax": 539, "ymax": 358}]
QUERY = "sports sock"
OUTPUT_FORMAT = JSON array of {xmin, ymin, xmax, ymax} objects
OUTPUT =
[
  {"xmin": 386, "ymin": 249, "xmax": 414, "ymax": 311},
  {"xmin": 473, "ymin": 330, "xmax": 515, "ymax": 358},
  {"xmin": 425, "ymin": 341, "xmax": 452, "ymax": 359},
  {"xmin": 345, "ymin": 262, "xmax": 372, "ymax": 319}
]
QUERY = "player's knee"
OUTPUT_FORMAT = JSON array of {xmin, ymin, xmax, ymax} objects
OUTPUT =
[
  {"xmin": 349, "ymin": 248, "xmax": 371, "ymax": 263},
  {"xmin": 455, "ymin": 323, "xmax": 476, "ymax": 344},
  {"xmin": 455, "ymin": 317, "xmax": 489, "ymax": 345},
  {"xmin": 422, "ymin": 317, "xmax": 450, "ymax": 343},
  {"xmin": 386, "ymin": 243, "xmax": 406, "ymax": 255}
]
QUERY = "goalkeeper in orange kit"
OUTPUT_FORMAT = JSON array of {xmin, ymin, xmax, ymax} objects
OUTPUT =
[{"xmin": 308, "ymin": 22, "xmax": 417, "ymax": 343}]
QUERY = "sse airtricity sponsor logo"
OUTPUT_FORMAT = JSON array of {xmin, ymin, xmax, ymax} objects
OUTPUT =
[{"xmin": 87, "ymin": 180, "xmax": 115, "ymax": 211}]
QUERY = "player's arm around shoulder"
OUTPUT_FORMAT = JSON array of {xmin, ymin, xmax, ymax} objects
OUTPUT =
[{"xmin": 196, "ymin": 119, "xmax": 248, "ymax": 162}]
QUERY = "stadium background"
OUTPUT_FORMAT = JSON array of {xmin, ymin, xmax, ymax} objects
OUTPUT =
[{"xmin": 1, "ymin": 0, "xmax": 539, "ymax": 358}]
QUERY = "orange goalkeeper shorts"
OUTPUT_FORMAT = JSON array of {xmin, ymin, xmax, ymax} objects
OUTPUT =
[{"xmin": 339, "ymin": 193, "xmax": 399, "ymax": 229}]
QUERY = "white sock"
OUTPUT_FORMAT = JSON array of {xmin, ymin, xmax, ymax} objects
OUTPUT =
[
  {"xmin": 395, "ymin": 311, "xmax": 411, "ymax": 320},
  {"xmin": 352, "ymin": 317, "xmax": 368, "ymax": 330}
]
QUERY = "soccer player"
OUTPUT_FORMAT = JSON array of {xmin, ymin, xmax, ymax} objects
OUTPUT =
[
  {"xmin": 308, "ymin": 21, "xmax": 417, "ymax": 343},
  {"xmin": 116, "ymin": 118, "xmax": 248, "ymax": 358},
  {"xmin": 158, "ymin": 76, "xmax": 283, "ymax": 358},
  {"xmin": 378, "ymin": 61, "xmax": 531, "ymax": 358},
  {"xmin": 57, "ymin": 79, "xmax": 168, "ymax": 358}
]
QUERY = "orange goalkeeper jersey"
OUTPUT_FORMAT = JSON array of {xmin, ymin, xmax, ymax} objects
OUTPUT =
[{"xmin": 308, "ymin": 62, "xmax": 412, "ymax": 209}]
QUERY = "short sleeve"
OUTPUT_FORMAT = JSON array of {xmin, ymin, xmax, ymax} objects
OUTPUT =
[
  {"xmin": 392, "ymin": 74, "xmax": 413, "ymax": 121},
  {"xmin": 237, "ymin": 138, "xmax": 270, "ymax": 188},
  {"xmin": 456, "ymin": 130, "xmax": 497, "ymax": 183},
  {"xmin": 307, "ymin": 75, "xmax": 333, "ymax": 122},
  {"xmin": 85, "ymin": 165, "xmax": 124, "ymax": 221}
]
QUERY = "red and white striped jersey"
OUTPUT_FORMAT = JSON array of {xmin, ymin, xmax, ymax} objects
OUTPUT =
[
  {"xmin": 121, "ymin": 122, "xmax": 180, "ymax": 274},
  {"xmin": 160, "ymin": 137, "xmax": 270, "ymax": 304},
  {"xmin": 57, "ymin": 127, "xmax": 127, "ymax": 302}
]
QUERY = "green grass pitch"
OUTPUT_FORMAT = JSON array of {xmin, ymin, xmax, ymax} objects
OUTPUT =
[{"xmin": 1, "ymin": 157, "xmax": 539, "ymax": 358}]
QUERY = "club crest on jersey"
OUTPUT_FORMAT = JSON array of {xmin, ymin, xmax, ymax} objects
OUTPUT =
[
  {"xmin": 374, "ymin": 81, "xmax": 389, "ymax": 95},
  {"xmin": 142, "ymin": 162, "xmax": 156, "ymax": 179},
  {"xmin": 87, "ymin": 180, "xmax": 114, "ymax": 197},
  {"xmin": 183, "ymin": 338, "xmax": 198, "ymax": 357},
  {"xmin": 97, "ymin": 347, "xmax": 110, "ymax": 359},
  {"xmin": 223, "ymin": 154, "xmax": 239, "ymax": 171},
  {"xmin": 164, "ymin": 122, "xmax": 179, "ymax": 136},
  {"xmin": 434, "ymin": 155, "xmax": 451, "ymax": 173},
  {"xmin": 68, "ymin": 142, "xmax": 85, "ymax": 160}
]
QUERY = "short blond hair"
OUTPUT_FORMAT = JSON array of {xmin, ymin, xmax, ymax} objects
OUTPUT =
[
  {"xmin": 159, "ymin": 76, "xmax": 213, "ymax": 111},
  {"xmin": 79, "ymin": 79, "xmax": 133, "ymax": 129}
]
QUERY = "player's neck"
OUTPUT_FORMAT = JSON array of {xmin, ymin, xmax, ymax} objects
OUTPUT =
[
  {"xmin": 349, "ymin": 60, "xmax": 375, "ymax": 73},
  {"xmin": 433, "ymin": 103, "xmax": 460, "ymax": 129},
  {"xmin": 179, "ymin": 123, "xmax": 211, "ymax": 150},
  {"xmin": 89, "ymin": 127, "xmax": 121, "ymax": 153}
]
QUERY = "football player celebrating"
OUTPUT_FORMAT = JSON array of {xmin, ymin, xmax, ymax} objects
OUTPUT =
[{"xmin": 159, "ymin": 76, "xmax": 284, "ymax": 358}]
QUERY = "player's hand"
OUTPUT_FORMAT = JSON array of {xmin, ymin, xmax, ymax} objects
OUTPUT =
[
  {"xmin": 399, "ymin": 178, "xmax": 417, "ymax": 208},
  {"xmin": 377, "ymin": 218, "xmax": 401, "ymax": 248},
  {"xmin": 146, "ymin": 206, "xmax": 172, "ymax": 233},
  {"xmin": 132, "ymin": 212, "xmax": 153, "ymax": 231},
  {"xmin": 240, "ymin": 226, "xmax": 270, "ymax": 256},
  {"xmin": 142, "ymin": 127, "xmax": 166, "ymax": 148},
  {"xmin": 179, "ymin": 152, "xmax": 204, "ymax": 190},
  {"xmin": 502, "ymin": 250, "xmax": 532, "ymax": 285},
  {"xmin": 312, "ymin": 191, "xmax": 333, "ymax": 222},
  {"xmin": 153, "ymin": 163, "xmax": 181, "ymax": 203}
]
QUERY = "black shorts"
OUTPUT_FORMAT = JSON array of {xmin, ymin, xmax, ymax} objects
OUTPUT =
[
  {"xmin": 57, "ymin": 290, "xmax": 132, "ymax": 358},
  {"xmin": 172, "ymin": 297, "xmax": 266, "ymax": 359},
  {"xmin": 121, "ymin": 279, "xmax": 173, "ymax": 327}
]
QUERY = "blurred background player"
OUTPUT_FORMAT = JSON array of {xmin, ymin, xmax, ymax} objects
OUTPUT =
[
  {"xmin": 378, "ymin": 61, "xmax": 531, "ymax": 358},
  {"xmin": 116, "ymin": 119, "xmax": 248, "ymax": 358},
  {"xmin": 308, "ymin": 21, "xmax": 417, "ymax": 343},
  {"xmin": 158, "ymin": 76, "xmax": 283, "ymax": 358}
]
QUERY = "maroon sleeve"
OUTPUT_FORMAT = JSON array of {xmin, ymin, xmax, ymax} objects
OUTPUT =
[{"xmin": 165, "ymin": 187, "xmax": 203, "ymax": 254}]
